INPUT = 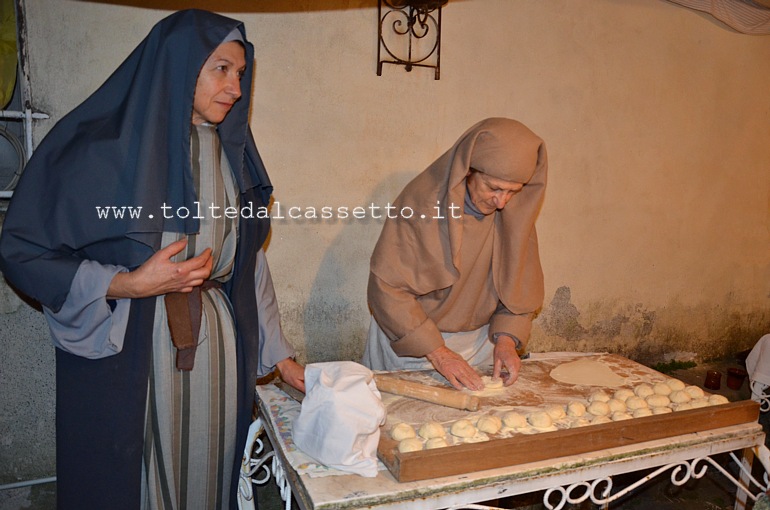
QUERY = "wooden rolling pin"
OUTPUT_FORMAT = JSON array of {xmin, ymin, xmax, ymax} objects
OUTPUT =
[{"xmin": 373, "ymin": 374, "xmax": 480, "ymax": 412}]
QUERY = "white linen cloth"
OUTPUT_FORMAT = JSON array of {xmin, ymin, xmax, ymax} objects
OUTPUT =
[
  {"xmin": 293, "ymin": 361, "xmax": 386, "ymax": 477},
  {"xmin": 746, "ymin": 334, "xmax": 770, "ymax": 398}
]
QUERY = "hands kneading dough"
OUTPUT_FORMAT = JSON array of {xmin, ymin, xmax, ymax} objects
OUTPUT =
[{"xmin": 481, "ymin": 376, "xmax": 504, "ymax": 389}]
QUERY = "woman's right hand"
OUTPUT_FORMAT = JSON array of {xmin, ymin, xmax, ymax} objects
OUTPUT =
[
  {"xmin": 425, "ymin": 345, "xmax": 484, "ymax": 391},
  {"xmin": 107, "ymin": 239, "xmax": 213, "ymax": 299}
]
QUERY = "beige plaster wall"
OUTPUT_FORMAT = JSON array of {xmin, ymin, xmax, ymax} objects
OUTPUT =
[{"xmin": 18, "ymin": 0, "xmax": 770, "ymax": 361}]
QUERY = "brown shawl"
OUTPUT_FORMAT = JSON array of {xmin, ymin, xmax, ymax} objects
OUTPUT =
[{"xmin": 370, "ymin": 117, "xmax": 547, "ymax": 338}]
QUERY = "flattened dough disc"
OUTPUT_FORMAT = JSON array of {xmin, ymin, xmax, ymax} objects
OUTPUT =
[{"xmin": 549, "ymin": 359, "xmax": 625, "ymax": 387}]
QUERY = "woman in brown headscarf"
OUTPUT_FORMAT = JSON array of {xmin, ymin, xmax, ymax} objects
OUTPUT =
[{"xmin": 362, "ymin": 118, "xmax": 547, "ymax": 391}]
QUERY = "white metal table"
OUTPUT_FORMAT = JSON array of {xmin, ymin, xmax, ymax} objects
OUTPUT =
[{"xmin": 243, "ymin": 384, "xmax": 770, "ymax": 510}]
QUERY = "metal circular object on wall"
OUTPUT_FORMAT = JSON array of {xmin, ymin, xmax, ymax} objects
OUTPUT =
[{"xmin": 0, "ymin": 125, "xmax": 24, "ymax": 191}]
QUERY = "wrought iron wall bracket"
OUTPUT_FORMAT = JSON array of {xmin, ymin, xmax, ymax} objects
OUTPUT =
[{"xmin": 377, "ymin": 0, "xmax": 447, "ymax": 80}]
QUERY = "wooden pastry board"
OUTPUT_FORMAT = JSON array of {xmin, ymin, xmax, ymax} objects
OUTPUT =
[{"xmin": 377, "ymin": 353, "xmax": 760, "ymax": 482}]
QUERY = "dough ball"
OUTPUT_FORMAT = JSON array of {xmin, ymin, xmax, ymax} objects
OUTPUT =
[
  {"xmin": 625, "ymin": 396, "xmax": 649, "ymax": 410},
  {"xmin": 611, "ymin": 411, "xmax": 633, "ymax": 421},
  {"xmin": 588, "ymin": 391, "xmax": 611, "ymax": 403},
  {"xmin": 666, "ymin": 378, "xmax": 686, "ymax": 391},
  {"xmin": 450, "ymin": 419, "xmax": 477, "ymax": 438},
  {"xmin": 398, "ymin": 438, "xmax": 423, "ymax": 453},
  {"xmin": 669, "ymin": 390, "xmax": 692, "ymax": 404},
  {"xmin": 425, "ymin": 437, "xmax": 448, "ymax": 449},
  {"xmin": 591, "ymin": 415, "xmax": 612, "ymax": 424},
  {"xmin": 709, "ymin": 394, "xmax": 729, "ymax": 405},
  {"xmin": 477, "ymin": 415, "xmax": 503, "ymax": 434},
  {"xmin": 652, "ymin": 406, "xmax": 673, "ymax": 414},
  {"xmin": 690, "ymin": 398, "xmax": 710, "ymax": 409},
  {"xmin": 545, "ymin": 404, "xmax": 566, "ymax": 420},
  {"xmin": 645, "ymin": 394, "xmax": 671, "ymax": 408},
  {"xmin": 653, "ymin": 382, "xmax": 673, "ymax": 396},
  {"xmin": 684, "ymin": 386, "xmax": 705, "ymax": 399},
  {"xmin": 607, "ymin": 398, "xmax": 627, "ymax": 413},
  {"xmin": 527, "ymin": 411, "xmax": 553, "ymax": 429},
  {"xmin": 587, "ymin": 401, "xmax": 611, "ymax": 417},
  {"xmin": 482, "ymin": 376, "xmax": 504, "ymax": 389},
  {"xmin": 674, "ymin": 402, "xmax": 693, "ymax": 411},
  {"xmin": 632, "ymin": 408, "xmax": 653, "ymax": 418},
  {"xmin": 571, "ymin": 418, "xmax": 592, "ymax": 428},
  {"xmin": 613, "ymin": 388, "xmax": 635, "ymax": 402},
  {"xmin": 418, "ymin": 421, "xmax": 446, "ymax": 439},
  {"xmin": 390, "ymin": 423, "xmax": 416, "ymax": 441},
  {"xmin": 566, "ymin": 401, "xmax": 587, "ymax": 417},
  {"xmin": 502, "ymin": 411, "xmax": 527, "ymax": 429},
  {"xmin": 634, "ymin": 384, "xmax": 654, "ymax": 398}
]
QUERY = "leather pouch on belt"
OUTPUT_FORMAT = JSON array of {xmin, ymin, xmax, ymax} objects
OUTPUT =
[{"xmin": 164, "ymin": 288, "xmax": 203, "ymax": 371}]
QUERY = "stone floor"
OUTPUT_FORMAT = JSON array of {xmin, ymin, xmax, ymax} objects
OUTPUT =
[{"xmin": 1, "ymin": 355, "xmax": 765, "ymax": 510}]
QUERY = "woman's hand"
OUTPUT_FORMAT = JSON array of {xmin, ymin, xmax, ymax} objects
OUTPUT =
[
  {"xmin": 492, "ymin": 335, "xmax": 521, "ymax": 386},
  {"xmin": 276, "ymin": 357, "xmax": 306, "ymax": 393},
  {"xmin": 425, "ymin": 345, "xmax": 483, "ymax": 391},
  {"xmin": 108, "ymin": 239, "xmax": 213, "ymax": 299}
]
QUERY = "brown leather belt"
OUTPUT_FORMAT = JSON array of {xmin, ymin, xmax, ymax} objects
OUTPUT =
[{"xmin": 164, "ymin": 280, "xmax": 223, "ymax": 371}]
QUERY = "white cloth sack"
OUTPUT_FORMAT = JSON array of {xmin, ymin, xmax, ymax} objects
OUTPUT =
[
  {"xmin": 293, "ymin": 361, "xmax": 386, "ymax": 477},
  {"xmin": 747, "ymin": 334, "xmax": 770, "ymax": 386}
]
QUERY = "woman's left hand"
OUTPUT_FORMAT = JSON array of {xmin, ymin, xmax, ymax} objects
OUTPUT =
[
  {"xmin": 276, "ymin": 357, "xmax": 306, "ymax": 393},
  {"xmin": 492, "ymin": 335, "xmax": 521, "ymax": 386}
]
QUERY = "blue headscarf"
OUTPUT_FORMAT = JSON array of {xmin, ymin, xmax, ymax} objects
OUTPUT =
[{"xmin": 0, "ymin": 9, "xmax": 272, "ymax": 311}]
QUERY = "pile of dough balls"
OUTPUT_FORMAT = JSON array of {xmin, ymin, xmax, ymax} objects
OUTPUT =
[
  {"xmin": 391, "ymin": 377, "xmax": 732, "ymax": 452},
  {"xmin": 583, "ymin": 378, "xmax": 729, "ymax": 420},
  {"xmin": 392, "ymin": 420, "xmax": 451, "ymax": 453}
]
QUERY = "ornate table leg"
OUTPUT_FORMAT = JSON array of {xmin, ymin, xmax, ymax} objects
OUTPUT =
[
  {"xmin": 238, "ymin": 417, "xmax": 293, "ymax": 510},
  {"xmin": 541, "ymin": 454, "xmax": 770, "ymax": 510}
]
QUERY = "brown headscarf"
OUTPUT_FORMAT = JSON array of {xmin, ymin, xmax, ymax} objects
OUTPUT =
[{"xmin": 370, "ymin": 117, "xmax": 547, "ymax": 319}]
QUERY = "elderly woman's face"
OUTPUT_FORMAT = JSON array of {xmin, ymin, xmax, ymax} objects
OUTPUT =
[
  {"xmin": 192, "ymin": 41, "xmax": 247, "ymax": 125},
  {"xmin": 466, "ymin": 169, "xmax": 523, "ymax": 215}
]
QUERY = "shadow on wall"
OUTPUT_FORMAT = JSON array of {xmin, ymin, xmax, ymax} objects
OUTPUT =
[{"xmin": 301, "ymin": 171, "xmax": 417, "ymax": 364}]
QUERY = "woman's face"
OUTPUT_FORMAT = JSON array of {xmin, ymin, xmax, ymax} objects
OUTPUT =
[
  {"xmin": 466, "ymin": 169, "xmax": 524, "ymax": 215},
  {"xmin": 192, "ymin": 41, "xmax": 247, "ymax": 125}
]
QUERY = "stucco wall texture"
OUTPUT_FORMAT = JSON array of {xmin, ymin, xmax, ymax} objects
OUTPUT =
[{"xmin": 1, "ymin": 0, "xmax": 769, "ymax": 492}]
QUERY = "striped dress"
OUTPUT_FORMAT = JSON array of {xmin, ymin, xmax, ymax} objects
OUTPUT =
[{"xmin": 141, "ymin": 123, "xmax": 240, "ymax": 510}]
